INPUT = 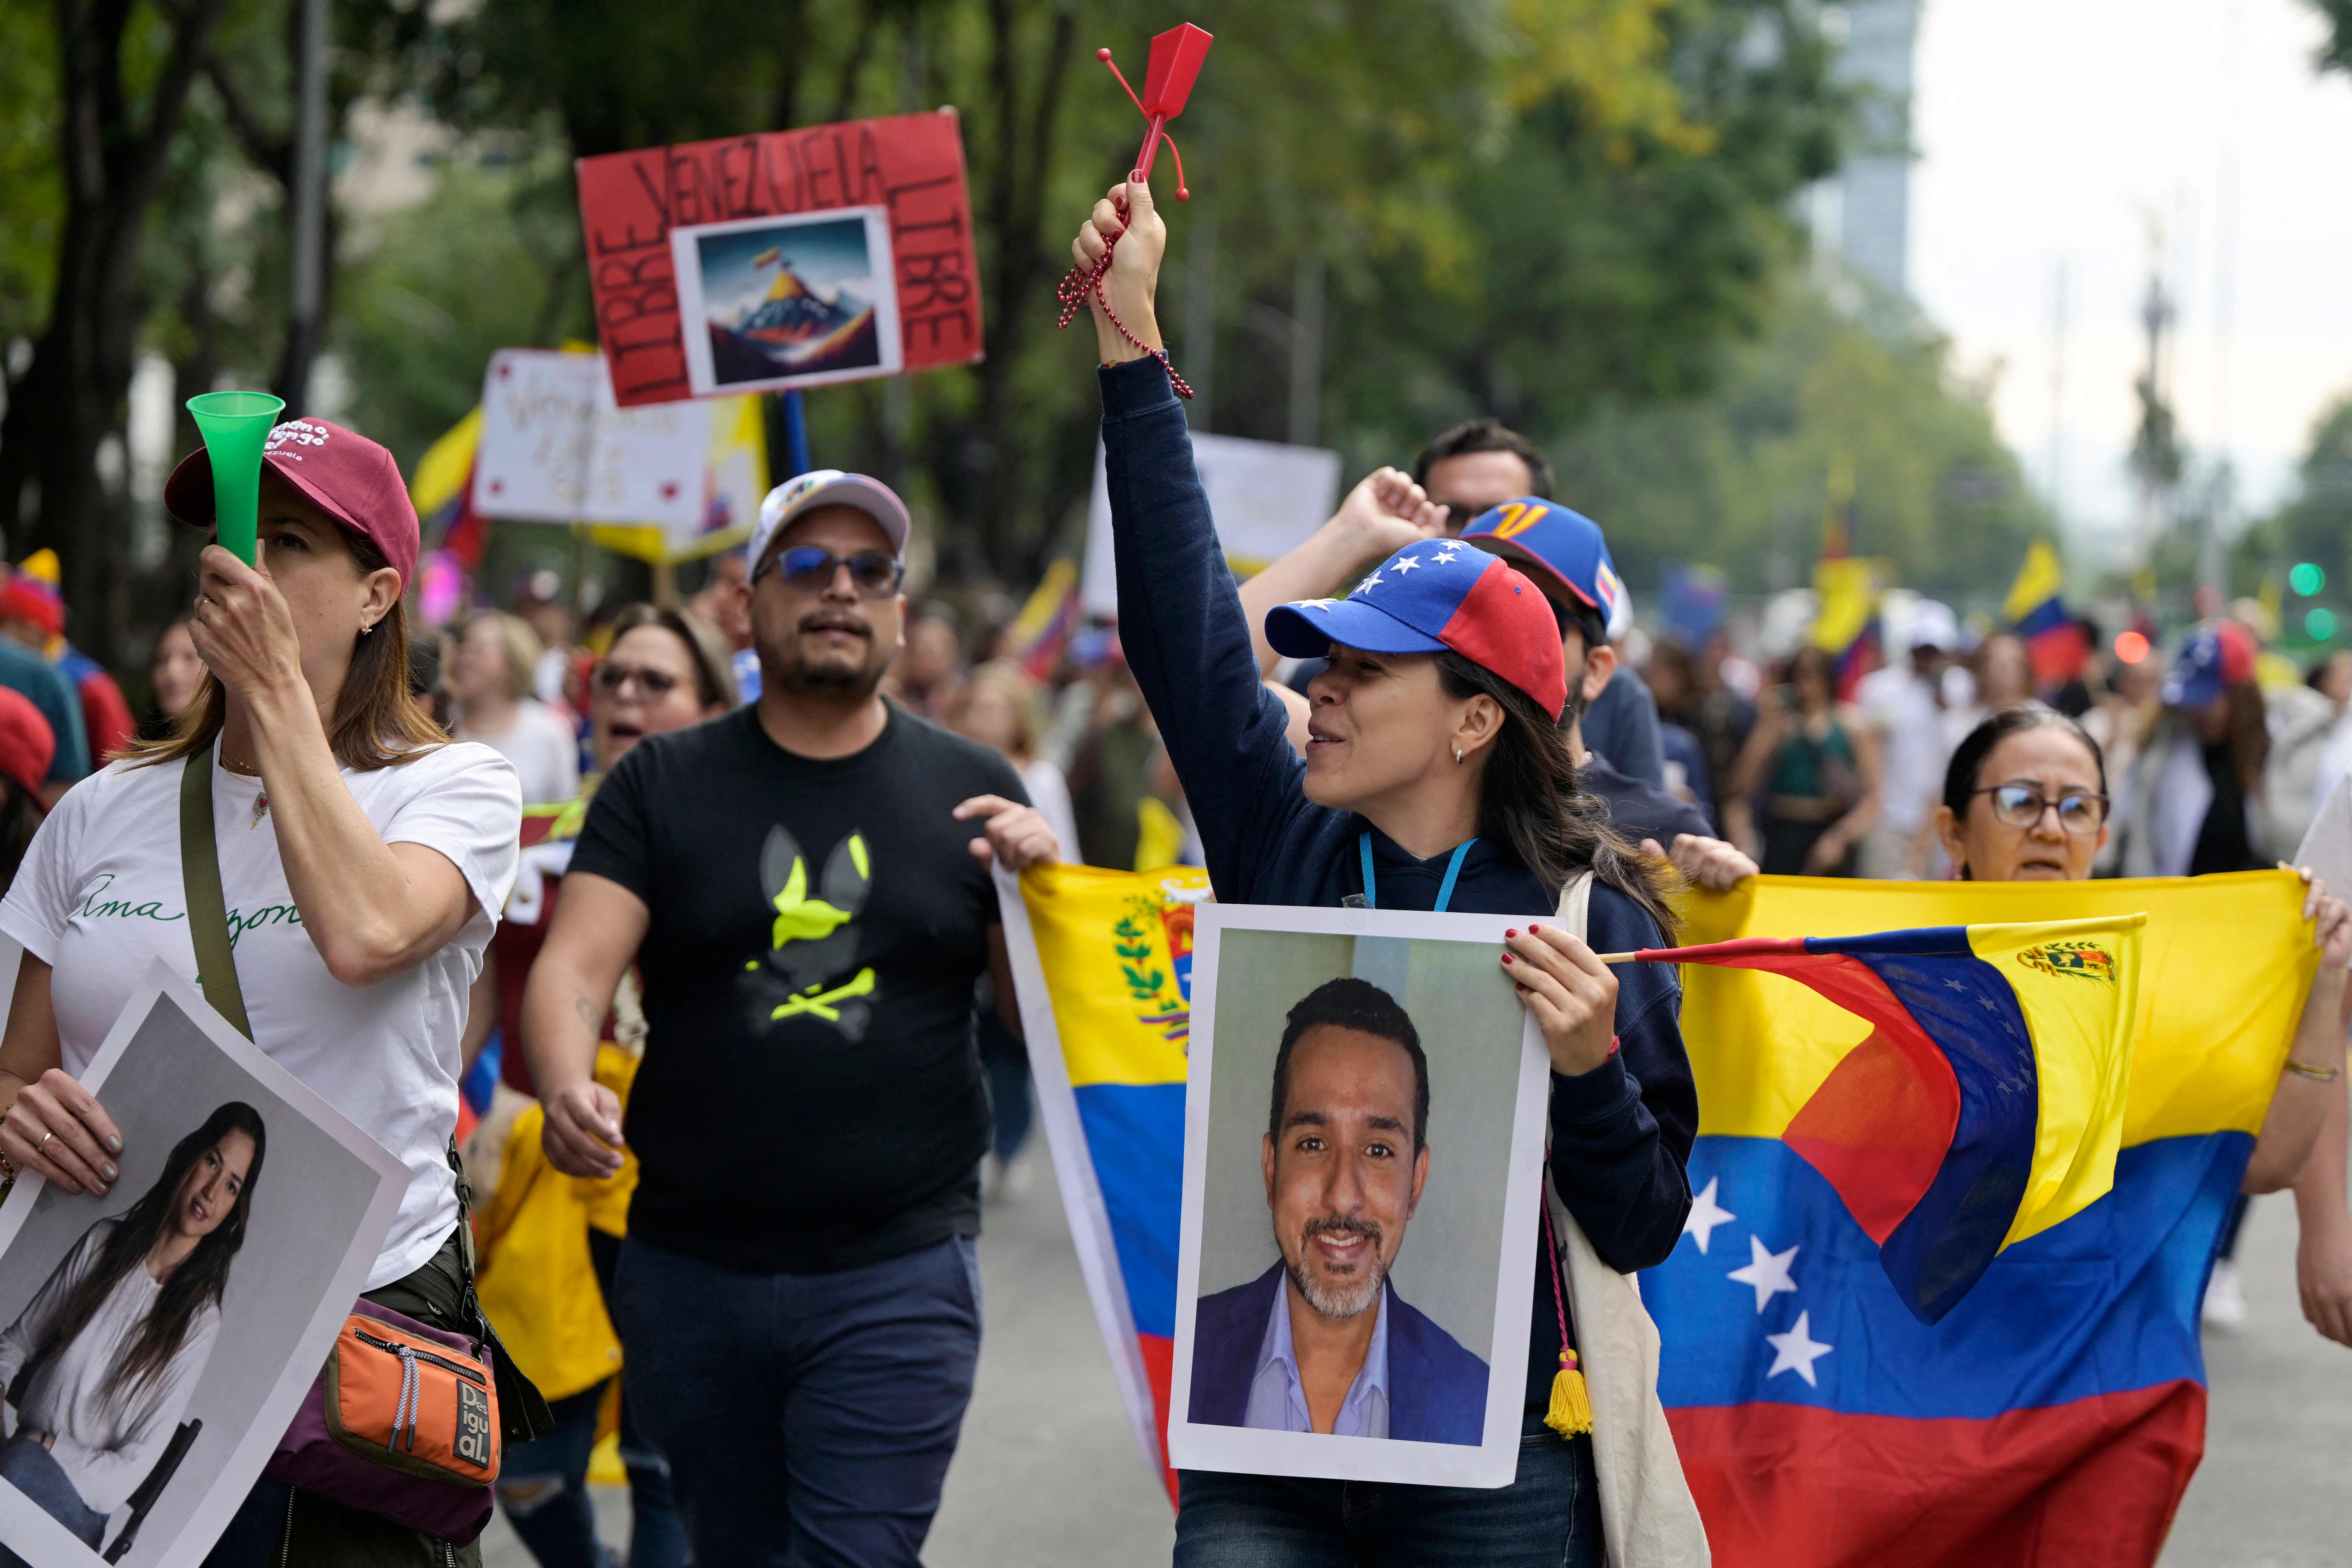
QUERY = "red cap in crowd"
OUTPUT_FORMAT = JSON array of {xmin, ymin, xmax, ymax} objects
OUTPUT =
[
  {"xmin": 0, "ymin": 575, "xmax": 64, "ymax": 640},
  {"xmin": 164, "ymin": 418, "xmax": 419, "ymax": 588},
  {"xmin": 0, "ymin": 686, "xmax": 55, "ymax": 800}
]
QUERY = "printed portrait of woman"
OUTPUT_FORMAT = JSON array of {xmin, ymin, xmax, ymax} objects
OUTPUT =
[{"xmin": 0, "ymin": 1102, "xmax": 266, "ymax": 1562}]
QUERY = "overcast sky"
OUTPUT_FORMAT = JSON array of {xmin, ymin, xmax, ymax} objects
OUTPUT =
[{"xmin": 1909, "ymin": 0, "xmax": 2352, "ymax": 550}]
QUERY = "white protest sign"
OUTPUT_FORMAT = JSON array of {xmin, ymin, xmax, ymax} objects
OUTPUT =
[
  {"xmin": 473, "ymin": 349, "xmax": 708, "ymax": 529},
  {"xmin": 1081, "ymin": 433, "xmax": 1345, "ymax": 619}
]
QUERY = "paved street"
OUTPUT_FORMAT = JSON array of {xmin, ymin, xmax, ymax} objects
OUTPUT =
[{"xmin": 485, "ymin": 1168, "xmax": 2350, "ymax": 1568}]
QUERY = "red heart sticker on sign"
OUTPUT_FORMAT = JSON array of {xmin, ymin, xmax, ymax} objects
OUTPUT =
[{"xmin": 660, "ymin": 482, "xmax": 679, "ymax": 500}]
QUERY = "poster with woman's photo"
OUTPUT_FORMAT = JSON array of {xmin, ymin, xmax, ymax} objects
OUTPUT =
[
  {"xmin": 0, "ymin": 963, "xmax": 402, "ymax": 1568},
  {"xmin": 1166, "ymin": 906, "xmax": 1554, "ymax": 1489}
]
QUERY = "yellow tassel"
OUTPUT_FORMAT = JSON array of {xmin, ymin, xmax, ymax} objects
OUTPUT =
[{"xmin": 1545, "ymin": 1350, "xmax": 1592, "ymax": 1438}]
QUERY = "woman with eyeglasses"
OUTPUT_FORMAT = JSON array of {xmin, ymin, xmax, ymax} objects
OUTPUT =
[
  {"xmin": 466, "ymin": 604, "xmax": 735, "ymax": 1568},
  {"xmin": 1933, "ymin": 707, "xmax": 2351, "ymax": 1202}
]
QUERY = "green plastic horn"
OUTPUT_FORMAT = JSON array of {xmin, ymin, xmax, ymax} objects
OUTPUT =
[{"xmin": 185, "ymin": 390, "xmax": 287, "ymax": 566}]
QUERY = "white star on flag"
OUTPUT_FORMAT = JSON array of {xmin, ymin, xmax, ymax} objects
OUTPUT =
[
  {"xmin": 1390, "ymin": 554, "xmax": 1423, "ymax": 573},
  {"xmin": 1355, "ymin": 573, "xmax": 1383, "ymax": 594},
  {"xmin": 1765, "ymin": 1311, "xmax": 1833, "ymax": 1386},
  {"xmin": 1683, "ymin": 1177, "xmax": 1735, "ymax": 1255},
  {"xmin": 1433, "ymin": 547, "xmax": 1461, "ymax": 563},
  {"xmin": 1727, "ymin": 1235, "xmax": 1799, "ymax": 1313}
]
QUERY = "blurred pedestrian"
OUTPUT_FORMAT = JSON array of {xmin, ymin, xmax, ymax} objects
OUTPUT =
[
  {"xmin": 517, "ymin": 575, "xmax": 578, "ymax": 708},
  {"xmin": 1856, "ymin": 601, "xmax": 1959, "ymax": 879},
  {"xmin": 453, "ymin": 610, "xmax": 581, "ymax": 806},
  {"xmin": 0, "ymin": 583, "xmax": 86, "ymax": 806},
  {"xmin": 687, "ymin": 548, "xmax": 757, "ymax": 705},
  {"xmin": 1646, "ymin": 636, "xmax": 1756, "ymax": 830},
  {"xmin": 1727, "ymin": 644, "xmax": 1880, "ymax": 876},
  {"xmin": 0, "ymin": 566, "xmax": 131, "ymax": 768},
  {"xmin": 0, "ymin": 688, "xmax": 54, "ymax": 894},
  {"xmin": 946, "ymin": 661, "xmax": 1076, "ymax": 1187},
  {"xmin": 145, "ymin": 616, "xmax": 207, "ymax": 736},
  {"xmin": 891, "ymin": 606, "xmax": 967, "ymax": 722},
  {"xmin": 521, "ymin": 470, "xmax": 1057, "ymax": 1565},
  {"xmin": 2113, "ymin": 622, "xmax": 2271, "ymax": 879}
]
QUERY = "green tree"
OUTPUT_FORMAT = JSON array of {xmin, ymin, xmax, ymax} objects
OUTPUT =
[{"xmin": 1550, "ymin": 283, "xmax": 2051, "ymax": 607}]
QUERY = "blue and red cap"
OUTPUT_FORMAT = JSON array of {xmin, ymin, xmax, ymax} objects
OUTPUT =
[
  {"xmin": 2161, "ymin": 620, "xmax": 2258, "ymax": 711},
  {"xmin": 1264, "ymin": 541, "xmax": 1568, "ymax": 719},
  {"xmin": 1457, "ymin": 499, "xmax": 1628, "ymax": 642}
]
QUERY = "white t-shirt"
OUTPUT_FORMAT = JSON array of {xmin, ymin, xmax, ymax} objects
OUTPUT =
[
  {"xmin": 0, "ymin": 740, "xmax": 520, "ymax": 1288},
  {"xmin": 459, "ymin": 700, "xmax": 580, "ymax": 807},
  {"xmin": 1857, "ymin": 665, "xmax": 1949, "ymax": 835}
]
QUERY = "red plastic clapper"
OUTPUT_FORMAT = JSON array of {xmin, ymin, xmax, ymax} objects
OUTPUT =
[{"xmin": 1053, "ymin": 24, "xmax": 1214, "ymax": 398}]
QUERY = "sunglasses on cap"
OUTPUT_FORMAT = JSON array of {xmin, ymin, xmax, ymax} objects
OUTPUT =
[{"xmin": 754, "ymin": 545, "xmax": 905, "ymax": 600}]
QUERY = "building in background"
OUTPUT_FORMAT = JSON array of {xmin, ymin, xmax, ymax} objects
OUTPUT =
[{"xmin": 1810, "ymin": 0, "xmax": 1923, "ymax": 301}]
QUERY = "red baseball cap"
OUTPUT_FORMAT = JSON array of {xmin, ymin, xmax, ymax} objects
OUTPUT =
[
  {"xmin": 0, "ymin": 575, "xmax": 64, "ymax": 640},
  {"xmin": 164, "ymin": 418, "xmax": 419, "ymax": 588},
  {"xmin": 0, "ymin": 685, "xmax": 56, "ymax": 800}
]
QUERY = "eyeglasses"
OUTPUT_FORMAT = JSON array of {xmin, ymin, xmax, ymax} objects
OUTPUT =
[
  {"xmin": 756, "ymin": 545, "xmax": 904, "ymax": 600},
  {"xmin": 593, "ymin": 661, "xmax": 681, "ymax": 699},
  {"xmin": 1973, "ymin": 783, "xmax": 2108, "ymax": 834}
]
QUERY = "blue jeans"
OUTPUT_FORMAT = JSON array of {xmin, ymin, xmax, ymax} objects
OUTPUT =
[
  {"xmin": 609, "ymin": 1233, "xmax": 982, "ymax": 1568},
  {"xmin": 0, "ymin": 1436, "xmax": 107, "ymax": 1563},
  {"xmin": 1173, "ymin": 1419, "xmax": 1603, "ymax": 1567},
  {"xmin": 498, "ymin": 1382, "xmax": 688, "ymax": 1568}
]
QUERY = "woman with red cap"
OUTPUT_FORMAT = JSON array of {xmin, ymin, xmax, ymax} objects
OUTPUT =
[
  {"xmin": 0, "ymin": 686, "xmax": 54, "ymax": 894},
  {"xmin": 0, "ymin": 417, "xmax": 540, "ymax": 1561},
  {"xmin": 1072, "ymin": 182, "xmax": 1698, "ymax": 1565}
]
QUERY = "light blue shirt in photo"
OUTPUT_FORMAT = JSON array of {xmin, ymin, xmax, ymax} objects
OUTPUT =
[{"xmin": 1242, "ymin": 1277, "xmax": 1390, "ymax": 1438}]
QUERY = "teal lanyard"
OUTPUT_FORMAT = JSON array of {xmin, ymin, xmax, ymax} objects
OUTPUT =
[{"xmin": 1357, "ymin": 831, "xmax": 1475, "ymax": 914}]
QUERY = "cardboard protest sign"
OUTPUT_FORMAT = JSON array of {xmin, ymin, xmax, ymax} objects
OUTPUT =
[
  {"xmin": 576, "ymin": 110, "xmax": 982, "ymax": 408},
  {"xmin": 1081, "ymin": 434, "xmax": 1343, "ymax": 619},
  {"xmin": 471, "ymin": 349, "xmax": 765, "ymax": 562}
]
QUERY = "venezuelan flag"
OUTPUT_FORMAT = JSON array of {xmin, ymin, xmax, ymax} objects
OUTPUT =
[
  {"xmin": 2007, "ymin": 538, "xmax": 2089, "ymax": 688},
  {"xmin": 993, "ymin": 862, "xmax": 1211, "ymax": 1501},
  {"xmin": 1628, "ymin": 916, "xmax": 2142, "ymax": 1325},
  {"xmin": 1649, "ymin": 873, "xmax": 2316, "ymax": 1568}
]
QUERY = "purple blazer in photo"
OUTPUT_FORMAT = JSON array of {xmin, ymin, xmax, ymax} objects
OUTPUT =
[{"xmin": 1188, "ymin": 1263, "xmax": 1490, "ymax": 1447}]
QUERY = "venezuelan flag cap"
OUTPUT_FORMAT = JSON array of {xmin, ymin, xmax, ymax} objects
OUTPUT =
[{"xmin": 1264, "ymin": 541, "xmax": 1566, "ymax": 719}]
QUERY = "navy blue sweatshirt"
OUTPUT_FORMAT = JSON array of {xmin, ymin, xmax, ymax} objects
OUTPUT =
[{"xmin": 1100, "ymin": 357, "xmax": 1696, "ymax": 1411}]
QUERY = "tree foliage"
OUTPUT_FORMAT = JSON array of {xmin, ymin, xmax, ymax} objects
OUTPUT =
[{"xmin": 1551, "ymin": 284, "xmax": 2053, "ymax": 608}]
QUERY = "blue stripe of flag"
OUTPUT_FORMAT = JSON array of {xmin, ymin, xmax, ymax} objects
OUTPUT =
[{"xmin": 1072, "ymin": 1081, "xmax": 1186, "ymax": 1340}]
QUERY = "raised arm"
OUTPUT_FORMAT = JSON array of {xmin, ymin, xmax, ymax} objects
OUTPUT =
[
  {"xmin": 1234, "ymin": 470, "xmax": 1448, "ymax": 676},
  {"xmin": 1074, "ymin": 180, "xmax": 1319, "ymax": 900}
]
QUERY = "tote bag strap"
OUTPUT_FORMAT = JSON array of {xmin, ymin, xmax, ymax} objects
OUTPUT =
[{"xmin": 180, "ymin": 750, "xmax": 252, "ymax": 1041}]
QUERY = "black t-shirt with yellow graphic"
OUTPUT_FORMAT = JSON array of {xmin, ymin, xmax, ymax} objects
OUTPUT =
[{"xmin": 570, "ymin": 702, "xmax": 1026, "ymax": 1274}]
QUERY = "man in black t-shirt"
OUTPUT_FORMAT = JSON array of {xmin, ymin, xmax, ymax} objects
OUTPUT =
[{"xmin": 522, "ymin": 470, "xmax": 1058, "ymax": 1565}]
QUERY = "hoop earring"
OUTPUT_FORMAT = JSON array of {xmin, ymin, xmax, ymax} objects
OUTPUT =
[{"xmin": 1453, "ymin": 745, "xmax": 1464, "ymax": 764}]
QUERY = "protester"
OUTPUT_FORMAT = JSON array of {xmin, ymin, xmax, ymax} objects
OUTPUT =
[
  {"xmin": 1933, "ymin": 709, "xmax": 2350, "ymax": 1186},
  {"xmin": 891, "ymin": 605, "xmax": 968, "ymax": 721},
  {"xmin": 1074, "ymin": 178, "xmax": 1697, "ymax": 1564},
  {"xmin": 0, "ymin": 565, "xmax": 134, "ymax": 766},
  {"xmin": 1645, "ymin": 635, "xmax": 1757, "ymax": 830},
  {"xmin": 1067, "ymin": 653, "xmax": 1166, "ymax": 871},
  {"xmin": 2113, "ymin": 622, "xmax": 2273, "ymax": 878},
  {"xmin": 0, "ymin": 1103, "xmax": 263, "ymax": 1562},
  {"xmin": 1856, "ymin": 601, "xmax": 1959, "ymax": 878},
  {"xmin": 516, "ymin": 577, "xmax": 579, "ymax": 708},
  {"xmin": 453, "ymin": 609, "xmax": 582, "ymax": 805},
  {"xmin": 0, "ymin": 688, "xmax": 54, "ymax": 894},
  {"xmin": 1726, "ymin": 644, "xmax": 1881, "ymax": 876},
  {"xmin": 0, "ymin": 599, "xmax": 88, "ymax": 805},
  {"xmin": 1453, "ymin": 502, "xmax": 1758, "ymax": 890},
  {"xmin": 476, "ymin": 603, "xmax": 732, "ymax": 1568},
  {"xmin": 521, "ymin": 468, "xmax": 1058, "ymax": 1563},
  {"xmin": 947, "ymin": 660, "xmax": 1080, "ymax": 1183},
  {"xmin": 147, "ymin": 616, "xmax": 208, "ymax": 734},
  {"xmin": 0, "ymin": 415, "xmax": 541, "ymax": 1560},
  {"xmin": 686, "ymin": 548, "xmax": 758, "ymax": 704}
]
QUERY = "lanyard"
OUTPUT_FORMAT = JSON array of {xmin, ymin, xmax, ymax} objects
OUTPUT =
[{"xmin": 1357, "ymin": 831, "xmax": 1475, "ymax": 914}]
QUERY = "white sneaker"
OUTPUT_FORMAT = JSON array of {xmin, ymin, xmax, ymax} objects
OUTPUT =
[{"xmin": 2203, "ymin": 1259, "xmax": 2249, "ymax": 1332}]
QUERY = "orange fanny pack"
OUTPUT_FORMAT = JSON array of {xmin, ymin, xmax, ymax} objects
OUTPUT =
[{"xmin": 326, "ymin": 1310, "xmax": 502, "ymax": 1484}]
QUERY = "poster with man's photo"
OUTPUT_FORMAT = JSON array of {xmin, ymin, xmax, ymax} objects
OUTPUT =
[
  {"xmin": 0, "ymin": 964, "xmax": 403, "ymax": 1568},
  {"xmin": 1166, "ymin": 906, "xmax": 1554, "ymax": 1489}
]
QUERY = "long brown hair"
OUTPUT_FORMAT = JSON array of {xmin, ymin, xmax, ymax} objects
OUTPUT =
[
  {"xmin": 16, "ymin": 1104, "xmax": 266, "ymax": 1413},
  {"xmin": 1435, "ymin": 651, "xmax": 1677, "ymax": 936},
  {"xmin": 121, "ymin": 530, "xmax": 445, "ymax": 772}
]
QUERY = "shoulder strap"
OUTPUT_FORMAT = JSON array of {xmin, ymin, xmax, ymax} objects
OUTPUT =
[{"xmin": 179, "ymin": 750, "xmax": 252, "ymax": 1041}]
